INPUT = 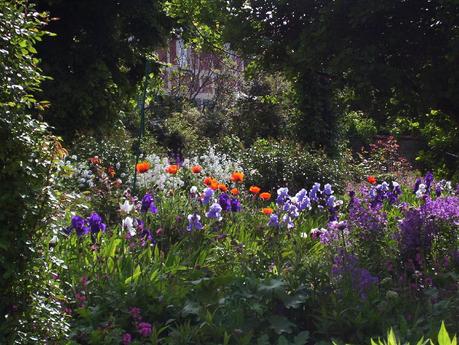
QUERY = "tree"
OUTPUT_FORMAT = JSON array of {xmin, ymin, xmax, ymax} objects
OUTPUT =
[
  {"xmin": 165, "ymin": 0, "xmax": 459, "ymax": 156},
  {"xmin": 35, "ymin": 0, "xmax": 173, "ymax": 140}
]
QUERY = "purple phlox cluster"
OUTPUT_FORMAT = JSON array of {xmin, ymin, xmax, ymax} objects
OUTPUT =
[
  {"xmin": 331, "ymin": 250, "xmax": 378, "ymax": 298},
  {"xmin": 206, "ymin": 202, "xmax": 223, "ymax": 221},
  {"xmin": 268, "ymin": 214, "xmax": 279, "ymax": 227},
  {"xmin": 64, "ymin": 215, "xmax": 90, "ymax": 236},
  {"xmin": 201, "ymin": 187, "xmax": 214, "ymax": 205},
  {"xmin": 141, "ymin": 193, "xmax": 158, "ymax": 214},
  {"xmin": 369, "ymin": 181, "xmax": 402, "ymax": 207},
  {"xmin": 349, "ymin": 196, "xmax": 387, "ymax": 236},
  {"xmin": 137, "ymin": 322, "xmax": 152, "ymax": 337},
  {"xmin": 187, "ymin": 213, "xmax": 203, "ymax": 231},
  {"xmin": 312, "ymin": 221, "xmax": 348, "ymax": 244},
  {"xmin": 276, "ymin": 187, "xmax": 290, "ymax": 206},
  {"xmin": 398, "ymin": 196, "xmax": 459, "ymax": 270},
  {"xmin": 231, "ymin": 197, "xmax": 241, "ymax": 212},
  {"xmin": 218, "ymin": 193, "xmax": 231, "ymax": 211}
]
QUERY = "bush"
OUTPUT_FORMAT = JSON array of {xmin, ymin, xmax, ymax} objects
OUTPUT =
[{"xmin": 241, "ymin": 139, "xmax": 350, "ymax": 193}]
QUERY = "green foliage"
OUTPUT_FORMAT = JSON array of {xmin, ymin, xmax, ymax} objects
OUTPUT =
[
  {"xmin": 241, "ymin": 138, "xmax": 349, "ymax": 193},
  {"xmin": 417, "ymin": 110, "xmax": 459, "ymax": 180},
  {"xmin": 35, "ymin": 0, "xmax": 173, "ymax": 139}
]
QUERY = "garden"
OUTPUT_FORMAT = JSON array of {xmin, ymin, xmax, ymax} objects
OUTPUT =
[{"xmin": 1, "ymin": 1, "xmax": 458, "ymax": 344}]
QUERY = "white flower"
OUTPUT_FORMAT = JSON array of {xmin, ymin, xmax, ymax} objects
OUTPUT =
[
  {"xmin": 122, "ymin": 216, "xmax": 136, "ymax": 236},
  {"xmin": 300, "ymin": 232, "xmax": 308, "ymax": 238},
  {"xmin": 415, "ymin": 183, "xmax": 426, "ymax": 198},
  {"xmin": 190, "ymin": 186, "xmax": 198, "ymax": 193},
  {"xmin": 120, "ymin": 200, "xmax": 134, "ymax": 213}
]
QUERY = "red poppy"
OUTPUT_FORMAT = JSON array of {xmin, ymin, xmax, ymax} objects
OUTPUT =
[
  {"xmin": 165, "ymin": 165, "xmax": 179, "ymax": 174},
  {"xmin": 218, "ymin": 184, "xmax": 228, "ymax": 192},
  {"xmin": 262, "ymin": 207, "xmax": 273, "ymax": 215},
  {"xmin": 191, "ymin": 165, "xmax": 202, "ymax": 174},
  {"xmin": 230, "ymin": 188, "xmax": 239, "ymax": 196},
  {"xmin": 367, "ymin": 176, "xmax": 377, "ymax": 184},
  {"xmin": 230, "ymin": 171, "xmax": 244, "ymax": 183},
  {"xmin": 249, "ymin": 186, "xmax": 261, "ymax": 194},
  {"xmin": 136, "ymin": 161, "xmax": 150, "ymax": 174},
  {"xmin": 259, "ymin": 192, "xmax": 271, "ymax": 201}
]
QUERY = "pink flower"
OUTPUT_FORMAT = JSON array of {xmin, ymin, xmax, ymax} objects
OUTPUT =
[
  {"xmin": 122, "ymin": 333, "xmax": 132, "ymax": 345},
  {"xmin": 137, "ymin": 322, "xmax": 152, "ymax": 337}
]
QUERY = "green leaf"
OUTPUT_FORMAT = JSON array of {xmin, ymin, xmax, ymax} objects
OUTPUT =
[
  {"xmin": 438, "ymin": 322, "xmax": 452, "ymax": 345},
  {"xmin": 258, "ymin": 279, "xmax": 286, "ymax": 293},
  {"xmin": 277, "ymin": 335, "xmax": 289, "ymax": 345},
  {"xmin": 269, "ymin": 315, "xmax": 296, "ymax": 334},
  {"xmin": 293, "ymin": 331, "xmax": 310, "ymax": 345},
  {"xmin": 257, "ymin": 335, "xmax": 270, "ymax": 345},
  {"xmin": 124, "ymin": 265, "xmax": 141, "ymax": 285}
]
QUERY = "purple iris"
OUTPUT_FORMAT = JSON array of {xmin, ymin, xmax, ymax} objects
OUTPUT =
[
  {"xmin": 206, "ymin": 203, "xmax": 222, "ymax": 220},
  {"xmin": 87, "ymin": 212, "xmax": 106, "ymax": 234},
  {"xmin": 137, "ymin": 322, "xmax": 152, "ymax": 337},
  {"xmin": 323, "ymin": 183, "xmax": 333, "ymax": 196},
  {"xmin": 413, "ymin": 178, "xmax": 422, "ymax": 194},
  {"xmin": 141, "ymin": 193, "xmax": 158, "ymax": 214},
  {"xmin": 201, "ymin": 187, "xmax": 214, "ymax": 205},
  {"xmin": 267, "ymin": 214, "xmax": 279, "ymax": 227},
  {"xmin": 231, "ymin": 198, "xmax": 241, "ymax": 212},
  {"xmin": 276, "ymin": 187, "xmax": 289, "ymax": 206},
  {"xmin": 187, "ymin": 213, "xmax": 203, "ymax": 231},
  {"xmin": 295, "ymin": 189, "xmax": 311, "ymax": 211},
  {"xmin": 309, "ymin": 183, "xmax": 321, "ymax": 203},
  {"xmin": 424, "ymin": 171, "xmax": 434, "ymax": 191},
  {"xmin": 65, "ymin": 215, "xmax": 89, "ymax": 236},
  {"xmin": 218, "ymin": 193, "xmax": 231, "ymax": 211}
]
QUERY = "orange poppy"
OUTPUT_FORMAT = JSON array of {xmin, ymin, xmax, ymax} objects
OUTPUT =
[
  {"xmin": 367, "ymin": 176, "xmax": 377, "ymax": 184},
  {"xmin": 107, "ymin": 166, "xmax": 116, "ymax": 177},
  {"xmin": 203, "ymin": 177, "xmax": 213, "ymax": 186},
  {"xmin": 230, "ymin": 171, "xmax": 244, "ymax": 183},
  {"xmin": 230, "ymin": 188, "xmax": 239, "ymax": 196},
  {"xmin": 210, "ymin": 180, "xmax": 219, "ymax": 190},
  {"xmin": 218, "ymin": 184, "xmax": 228, "ymax": 192},
  {"xmin": 262, "ymin": 207, "xmax": 273, "ymax": 215},
  {"xmin": 89, "ymin": 156, "xmax": 101, "ymax": 165},
  {"xmin": 191, "ymin": 165, "xmax": 202, "ymax": 174},
  {"xmin": 166, "ymin": 165, "xmax": 179, "ymax": 174},
  {"xmin": 249, "ymin": 186, "xmax": 261, "ymax": 194},
  {"xmin": 136, "ymin": 161, "xmax": 150, "ymax": 174},
  {"xmin": 259, "ymin": 192, "xmax": 271, "ymax": 201}
]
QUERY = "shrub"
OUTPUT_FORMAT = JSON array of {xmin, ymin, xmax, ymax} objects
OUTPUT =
[{"xmin": 241, "ymin": 139, "xmax": 350, "ymax": 193}]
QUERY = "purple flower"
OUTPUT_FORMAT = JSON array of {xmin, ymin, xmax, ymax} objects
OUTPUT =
[
  {"xmin": 87, "ymin": 212, "xmax": 106, "ymax": 234},
  {"xmin": 230, "ymin": 198, "xmax": 241, "ymax": 212},
  {"xmin": 218, "ymin": 193, "xmax": 231, "ymax": 211},
  {"xmin": 413, "ymin": 178, "xmax": 422, "ymax": 193},
  {"xmin": 201, "ymin": 187, "xmax": 214, "ymax": 205},
  {"xmin": 141, "ymin": 193, "xmax": 158, "ymax": 214},
  {"xmin": 323, "ymin": 183, "xmax": 334, "ymax": 196},
  {"xmin": 276, "ymin": 187, "xmax": 289, "ymax": 206},
  {"xmin": 310, "ymin": 227, "xmax": 326, "ymax": 240},
  {"xmin": 122, "ymin": 333, "xmax": 132, "ymax": 345},
  {"xmin": 129, "ymin": 307, "xmax": 141, "ymax": 320},
  {"xmin": 309, "ymin": 183, "xmax": 321, "ymax": 203},
  {"xmin": 137, "ymin": 322, "xmax": 152, "ymax": 337},
  {"xmin": 267, "ymin": 214, "xmax": 279, "ymax": 227},
  {"xmin": 65, "ymin": 215, "xmax": 90, "ymax": 236},
  {"xmin": 295, "ymin": 189, "xmax": 311, "ymax": 211},
  {"xmin": 187, "ymin": 213, "xmax": 203, "ymax": 231},
  {"xmin": 424, "ymin": 171, "xmax": 434, "ymax": 191},
  {"xmin": 206, "ymin": 203, "xmax": 222, "ymax": 221}
]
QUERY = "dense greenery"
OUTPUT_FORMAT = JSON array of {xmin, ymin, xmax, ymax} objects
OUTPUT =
[
  {"xmin": 35, "ymin": 0, "xmax": 173, "ymax": 139},
  {"xmin": 1, "ymin": 0, "xmax": 459, "ymax": 343}
]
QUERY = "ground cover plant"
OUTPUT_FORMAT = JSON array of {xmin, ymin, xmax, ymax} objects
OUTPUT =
[{"xmin": 34, "ymin": 149, "xmax": 457, "ymax": 345}]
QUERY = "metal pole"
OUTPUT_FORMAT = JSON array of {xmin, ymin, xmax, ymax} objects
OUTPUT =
[{"xmin": 133, "ymin": 60, "xmax": 152, "ymax": 195}]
